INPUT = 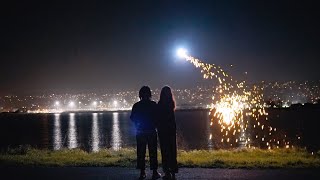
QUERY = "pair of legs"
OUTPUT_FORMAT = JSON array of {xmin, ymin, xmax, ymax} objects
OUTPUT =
[
  {"xmin": 136, "ymin": 132, "xmax": 160, "ymax": 179},
  {"xmin": 158, "ymin": 130, "xmax": 178, "ymax": 176}
]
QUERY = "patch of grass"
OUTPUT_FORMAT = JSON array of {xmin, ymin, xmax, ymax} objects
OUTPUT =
[
  {"xmin": 1, "ymin": 148, "xmax": 319, "ymax": 168},
  {"xmin": 0, "ymin": 148, "xmax": 137, "ymax": 167},
  {"xmin": 177, "ymin": 148, "xmax": 320, "ymax": 168}
]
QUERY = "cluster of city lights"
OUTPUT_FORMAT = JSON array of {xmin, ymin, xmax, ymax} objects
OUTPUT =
[
  {"xmin": 263, "ymin": 81, "xmax": 320, "ymax": 105},
  {"xmin": 177, "ymin": 48, "xmax": 291, "ymax": 149},
  {"xmin": 51, "ymin": 100, "xmax": 122, "ymax": 112},
  {"xmin": 1, "ymin": 80, "xmax": 318, "ymax": 113}
]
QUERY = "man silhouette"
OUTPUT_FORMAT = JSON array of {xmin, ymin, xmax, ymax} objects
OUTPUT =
[{"xmin": 130, "ymin": 86, "xmax": 161, "ymax": 180}]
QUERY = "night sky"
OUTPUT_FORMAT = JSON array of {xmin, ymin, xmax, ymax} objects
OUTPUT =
[{"xmin": 1, "ymin": 0, "xmax": 320, "ymax": 95}]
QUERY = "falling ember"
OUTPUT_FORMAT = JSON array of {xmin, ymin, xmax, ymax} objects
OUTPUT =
[{"xmin": 177, "ymin": 48, "xmax": 291, "ymax": 149}]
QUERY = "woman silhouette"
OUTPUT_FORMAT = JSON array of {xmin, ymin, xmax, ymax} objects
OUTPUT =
[{"xmin": 157, "ymin": 86, "xmax": 178, "ymax": 179}]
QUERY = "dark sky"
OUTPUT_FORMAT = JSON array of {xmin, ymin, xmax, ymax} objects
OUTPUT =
[{"xmin": 1, "ymin": 0, "xmax": 320, "ymax": 95}]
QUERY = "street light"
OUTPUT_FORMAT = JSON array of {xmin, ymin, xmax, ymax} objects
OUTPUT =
[
  {"xmin": 93, "ymin": 101, "xmax": 98, "ymax": 107},
  {"xmin": 69, "ymin": 101, "xmax": 75, "ymax": 108},
  {"xmin": 113, "ymin": 100, "xmax": 118, "ymax": 107}
]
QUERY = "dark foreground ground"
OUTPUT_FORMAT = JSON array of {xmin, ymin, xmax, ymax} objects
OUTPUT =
[{"xmin": 1, "ymin": 167, "xmax": 320, "ymax": 180}]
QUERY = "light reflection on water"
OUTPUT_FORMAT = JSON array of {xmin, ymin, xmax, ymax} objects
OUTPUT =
[
  {"xmin": 91, "ymin": 113, "xmax": 100, "ymax": 152},
  {"xmin": 1, "ymin": 110, "xmax": 253, "ymax": 151},
  {"xmin": 53, "ymin": 113, "xmax": 62, "ymax": 150},
  {"xmin": 111, "ymin": 112, "xmax": 121, "ymax": 150},
  {"xmin": 0, "ymin": 109, "xmax": 315, "ymax": 151},
  {"xmin": 206, "ymin": 114, "xmax": 213, "ymax": 150},
  {"xmin": 50, "ymin": 111, "xmax": 211, "ymax": 151},
  {"xmin": 52, "ymin": 112, "xmax": 124, "ymax": 151},
  {"xmin": 68, "ymin": 113, "xmax": 78, "ymax": 149}
]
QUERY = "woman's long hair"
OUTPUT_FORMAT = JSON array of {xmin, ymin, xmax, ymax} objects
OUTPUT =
[{"xmin": 159, "ymin": 86, "xmax": 175, "ymax": 110}]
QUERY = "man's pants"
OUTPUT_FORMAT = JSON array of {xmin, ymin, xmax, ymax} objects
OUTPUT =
[{"xmin": 136, "ymin": 132, "xmax": 158, "ymax": 170}]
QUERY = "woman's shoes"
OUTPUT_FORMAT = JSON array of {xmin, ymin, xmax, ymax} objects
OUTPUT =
[
  {"xmin": 139, "ymin": 174, "xmax": 146, "ymax": 180},
  {"xmin": 152, "ymin": 170, "xmax": 161, "ymax": 180},
  {"xmin": 139, "ymin": 170, "xmax": 146, "ymax": 180},
  {"xmin": 171, "ymin": 173, "xmax": 176, "ymax": 180}
]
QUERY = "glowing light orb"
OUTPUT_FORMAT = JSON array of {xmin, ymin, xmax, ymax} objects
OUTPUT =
[
  {"xmin": 177, "ymin": 48, "xmax": 188, "ymax": 58},
  {"xmin": 113, "ymin": 100, "xmax": 118, "ymax": 106},
  {"xmin": 69, "ymin": 101, "xmax": 75, "ymax": 108}
]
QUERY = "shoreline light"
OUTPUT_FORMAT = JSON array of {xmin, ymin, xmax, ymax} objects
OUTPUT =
[
  {"xmin": 113, "ymin": 100, "xmax": 118, "ymax": 107},
  {"xmin": 69, "ymin": 101, "xmax": 75, "ymax": 108}
]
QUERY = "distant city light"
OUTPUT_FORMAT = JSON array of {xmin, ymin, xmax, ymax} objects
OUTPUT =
[
  {"xmin": 69, "ymin": 101, "xmax": 75, "ymax": 108},
  {"xmin": 55, "ymin": 101, "xmax": 60, "ymax": 106},
  {"xmin": 93, "ymin": 101, "xmax": 98, "ymax": 107},
  {"xmin": 113, "ymin": 100, "xmax": 118, "ymax": 106},
  {"xmin": 177, "ymin": 48, "xmax": 188, "ymax": 58}
]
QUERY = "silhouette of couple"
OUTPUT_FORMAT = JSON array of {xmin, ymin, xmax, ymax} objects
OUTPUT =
[{"xmin": 130, "ymin": 86, "xmax": 178, "ymax": 180}]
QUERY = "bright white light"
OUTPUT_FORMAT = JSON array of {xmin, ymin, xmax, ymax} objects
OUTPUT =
[
  {"xmin": 69, "ymin": 101, "xmax": 75, "ymax": 108},
  {"xmin": 177, "ymin": 48, "xmax": 188, "ymax": 58},
  {"xmin": 113, "ymin": 100, "xmax": 118, "ymax": 106},
  {"xmin": 93, "ymin": 101, "xmax": 97, "ymax": 106},
  {"xmin": 55, "ymin": 101, "xmax": 60, "ymax": 106}
]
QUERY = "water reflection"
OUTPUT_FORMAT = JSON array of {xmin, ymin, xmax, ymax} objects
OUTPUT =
[
  {"xmin": 111, "ymin": 112, "xmax": 121, "ymax": 150},
  {"xmin": 239, "ymin": 116, "xmax": 250, "ymax": 148},
  {"xmin": 53, "ymin": 113, "xmax": 62, "ymax": 150},
  {"xmin": 1, "ymin": 111, "xmax": 258, "ymax": 151},
  {"xmin": 91, "ymin": 113, "xmax": 100, "ymax": 152},
  {"xmin": 68, "ymin": 113, "xmax": 78, "ymax": 149},
  {"xmin": 206, "ymin": 114, "xmax": 213, "ymax": 150}
]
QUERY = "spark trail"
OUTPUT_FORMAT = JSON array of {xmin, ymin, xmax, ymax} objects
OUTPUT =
[{"xmin": 178, "ymin": 49, "xmax": 291, "ymax": 149}]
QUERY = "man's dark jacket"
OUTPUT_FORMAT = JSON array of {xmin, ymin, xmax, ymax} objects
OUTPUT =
[{"xmin": 130, "ymin": 99, "xmax": 157, "ymax": 134}]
